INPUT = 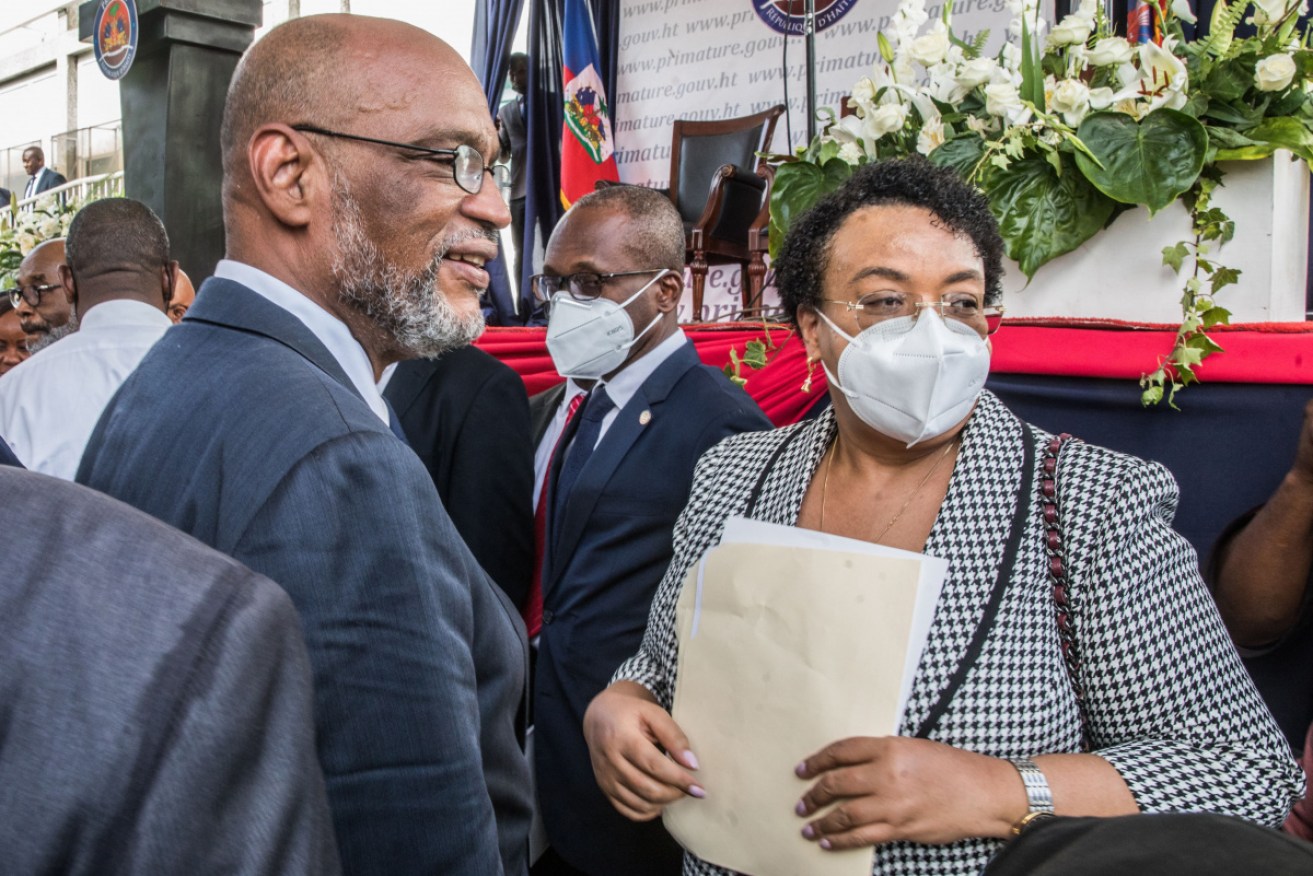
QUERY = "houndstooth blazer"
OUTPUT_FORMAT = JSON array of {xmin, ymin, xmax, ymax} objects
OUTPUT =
[{"xmin": 614, "ymin": 391, "xmax": 1302, "ymax": 876}]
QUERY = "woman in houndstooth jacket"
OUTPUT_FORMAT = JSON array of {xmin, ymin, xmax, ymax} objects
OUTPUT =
[{"xmin": 582, "ymin": 158, "xmax": 1302, "ymax": 876}]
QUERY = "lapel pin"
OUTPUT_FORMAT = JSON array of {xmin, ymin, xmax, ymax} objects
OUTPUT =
[{"xmin": 639, "ymin": 410, "xmax": 652, "ymax": 425}]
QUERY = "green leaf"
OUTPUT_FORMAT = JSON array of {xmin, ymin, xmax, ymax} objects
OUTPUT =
[
  {"xmin": 768, "ymin": 159, "xmax": 852, "ymax": 259},
  {"xmin": 1202, "ymin": 59, "xmax": 1255, "ymax": 101},
  {"xmin": 1201, "ymin": 305, "xmax": 1232, "ymax": 327},
  {"xmin": 1210, "ymin": 265, "xmax": 1241, "ymax": 293},
  {"xmin": 1074, "ymin": 109, "xmax": 1208, "ymax": 213},
  {"xmin": 928, "ymin": 134, "xmax": 987, "ymax": 178},
  {"xmin": 1162, "ymin": 241, "xmax": 1190, "ymax": 272},
  {"xmin": 987, "ymin": 154, "xmax": 1118, "ymax": 278},
  {"xmin": 1173, "ymin": 345, "xmax": 1207, "ymax": 367},
  {"xmin": 1019, "ymin": 14, "xmax": 1046, "ymax": 110},
  {"xmin": 742, "ymin": 339, "xmax": 769, "ymax": 369},
  {"xmin": 1242, "ymin": 117, "xmax": 1313, "ymax": 163}
]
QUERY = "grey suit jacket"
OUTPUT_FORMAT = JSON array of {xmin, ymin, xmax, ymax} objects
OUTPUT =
[
  {"xmin": 78, "ymin": 276, "xmax": 532, "ymax": 876},
  {"xmin": 0, "ymin": 468, "xmax": 339, "ymax": 874}
]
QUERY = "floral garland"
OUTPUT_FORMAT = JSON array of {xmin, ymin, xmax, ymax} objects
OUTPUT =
[{"xmin": 769, "ymin": 0, "xmax": 1312, "ymax": 406}]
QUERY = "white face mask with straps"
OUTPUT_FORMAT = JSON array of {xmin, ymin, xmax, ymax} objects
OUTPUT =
[
  {"xmin": 545, "ymin": 270, "xmax": 670, "ymax": 380},
  {"xmin": 816, "ymin": 306, "xmax": 990, "ymax": 447}
]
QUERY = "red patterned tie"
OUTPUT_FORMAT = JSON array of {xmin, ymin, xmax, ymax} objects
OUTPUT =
[{"xmin": 524, "ymin": 392, "xmax": 584, "ymax": 637}]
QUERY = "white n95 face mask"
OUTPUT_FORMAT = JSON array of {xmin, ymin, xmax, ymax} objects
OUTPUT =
[
  {"xmin": 817, "ymin": 307, "xmax": 990, "ymax": 447},
  {"xmin": 545, "ymin": 270, "xmax": 669, "ymax": 380}
]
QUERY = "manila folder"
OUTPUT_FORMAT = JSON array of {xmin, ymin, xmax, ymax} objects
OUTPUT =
[{"xmin": 663, "ymin": 541, "xmax": 922, "ymax": 876}]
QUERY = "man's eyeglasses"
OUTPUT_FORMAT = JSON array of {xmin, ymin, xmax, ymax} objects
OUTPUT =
[
  {"xmin": 821, "ymin": 292, "xmax": 1005, "ymax": 335},
  {"xmin": 6, "ymin": 283, "xmax": 62, "ymax": 309},
  {"xmin": 291, "ymin": 125, "xmax": 510, "ymax": 196},
  {"xmin": 531, "ymin": 269, "xmax": 668, "ymax": 305}
]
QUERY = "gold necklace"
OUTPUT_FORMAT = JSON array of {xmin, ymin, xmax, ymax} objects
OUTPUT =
[{"xmin": 819, "ymin": 432, "xmax": 960, "ymax": 543}]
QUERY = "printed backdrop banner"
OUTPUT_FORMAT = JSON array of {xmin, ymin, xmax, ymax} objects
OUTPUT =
[{"xmin": 612, "ymin": 0, "xmax": 1021, "ymax": 320}]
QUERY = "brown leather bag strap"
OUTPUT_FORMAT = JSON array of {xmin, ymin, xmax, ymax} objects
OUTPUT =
[{"xmin": 1041, "ymin": 432, "xmax": 1090, "ymax": 751}]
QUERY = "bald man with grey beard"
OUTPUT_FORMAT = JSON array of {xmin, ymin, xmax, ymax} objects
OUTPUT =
[{"xmin": 78, "ymin": 14, "xmax": 531, "ymax": 876}]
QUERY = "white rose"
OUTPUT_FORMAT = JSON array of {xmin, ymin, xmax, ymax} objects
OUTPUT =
[
  {"xmin": 1050, "ymin": 78, "xmax": 1091, "ymax": 125},
  {"xmin": 837, "ymin": 141, "xmax": 864, "ymax": 164},
  {"xmin": 851, "ymin": 78, "xmax": 878, "ymax": 106},
  {"xmin": 985, "ymin": 81, "xmax": 1024, "ymax": 117},
  {"xmin": 865, "ymin": 102, "xmax": 909, "ymax": 137},
  {"xmin": 1255, "ymin": 53, "xmax": 1297, "ymax": 91},
  {"xmin": 1087, "ymin": 36, "xmax": 1134, "ymax": 66},
  {"xmin": 910, "ymin": 26, "xmax": 951, "ymax": 66},
  {"xmin": 1047, "ymin": 14, "xmax": 1093, "ymax": 47},
  {"xmin": 17, "ymin": 232, "xmax": 37, "ymax": 255},
  {"xmin": 957, "ymin": 57, "xmax": 1002, "ymax": 88}
]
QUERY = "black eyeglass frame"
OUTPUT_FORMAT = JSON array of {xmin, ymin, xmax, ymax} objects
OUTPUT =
[
  {"xmin": 290, "ymin": 124, "xmax": 509, "ymax": 196},
  {"xmin": 530, "ymin": 269, "xmax": 670, "ymax": 304},
  {"xmin": 6, "ymin": 282, "xmax": 62, "ymax": 309}
]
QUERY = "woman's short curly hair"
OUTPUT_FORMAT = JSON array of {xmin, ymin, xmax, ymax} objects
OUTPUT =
[{"xmin": 774, "ymin": 156, "xmax": 1005, "ymax": 323}]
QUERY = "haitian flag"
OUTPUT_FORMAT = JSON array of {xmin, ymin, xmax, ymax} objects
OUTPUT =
[{"xmin": 560, "ymin": 0, "xmax": 618, "ymax": 208}]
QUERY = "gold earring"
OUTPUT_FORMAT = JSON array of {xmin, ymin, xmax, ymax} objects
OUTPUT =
[{"xmin": 801, "ymin": 357, "xmax": 817, "ymax": 394}]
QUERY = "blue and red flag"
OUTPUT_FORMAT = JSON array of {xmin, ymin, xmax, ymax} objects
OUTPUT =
[{"xmin": 560, "ymin": 0, "xmax": 619, "ymax": 208}]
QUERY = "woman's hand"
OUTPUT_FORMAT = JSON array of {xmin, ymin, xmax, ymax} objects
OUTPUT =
[
  {"xmin": 583, "ymin": 681, "xmax": 704, "ymax": 822},
  {"xmin": 795, "ymin": 736, "xmax": 1022, "ymax": 848}
]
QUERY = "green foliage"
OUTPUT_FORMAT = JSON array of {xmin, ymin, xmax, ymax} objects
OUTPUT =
[
  {"xmin": 769, "ymin": 158, "xmax": 853, "ymax": 259},
  {"xmin": 1075, "ymin": 110, "xmax": 1208, "ymax": 213}
]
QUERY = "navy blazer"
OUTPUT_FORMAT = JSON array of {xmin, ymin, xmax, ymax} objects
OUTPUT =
[
  {"xmin": 534, "ymin": 339, "xmax": 771, "ymax": 875},
  {"xmin": 78, "ymin": 277, "xmax": 532, "ymax": 876},
  {"xmin": 384, "ymin": 347, "xmax": 535, "ymax": 609}
]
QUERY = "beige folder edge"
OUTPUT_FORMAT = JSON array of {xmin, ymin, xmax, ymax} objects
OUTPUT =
[{"xmin": 663, "ymin": 517, "xmax": 947, "ymax": 876}]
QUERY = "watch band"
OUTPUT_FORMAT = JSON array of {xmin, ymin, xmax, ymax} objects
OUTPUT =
[{"xmin": 1007, "ymin": 757, "xmax": 1055, "ymax": 815}]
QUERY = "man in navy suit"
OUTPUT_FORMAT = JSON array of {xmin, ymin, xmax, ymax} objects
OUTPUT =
[
  {"xmin": 78, "ymin": 14, "xmax": 531, "ymax": 876},
  {"xmin": 530, "ymin": 185, "xmax": 771, "ymax": 875},
  {"xmin": 21, "ymin": 146, "xmax": 66, "ymax": 199}
]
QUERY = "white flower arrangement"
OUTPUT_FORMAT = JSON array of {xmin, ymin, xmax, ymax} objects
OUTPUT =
[{"xmin": 770, "ymin": 0, "xmax": 1313, "ymax": 405}]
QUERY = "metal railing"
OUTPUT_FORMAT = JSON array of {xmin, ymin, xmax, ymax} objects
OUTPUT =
[{"xmin": 8, "ymin": 170, "xmax": 125, "ymax": 215}]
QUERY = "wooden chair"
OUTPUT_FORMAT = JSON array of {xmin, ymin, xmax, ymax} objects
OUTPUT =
[{"xmin": 600, "ymin": 104, "xmax": 785, "ymax": 321}]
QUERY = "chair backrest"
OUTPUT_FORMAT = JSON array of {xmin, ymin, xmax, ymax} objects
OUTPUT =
[{"xmin": 669, "ymin": 104, "xmax": 784, "ymax": 226}]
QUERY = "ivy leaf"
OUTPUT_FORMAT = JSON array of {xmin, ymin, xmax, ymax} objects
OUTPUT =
[
  {"xmin": 987, "ymin": 154, "xmax": 1117, "ymax": 278},
  {"xmin": 1162, "ymin": 242, "xmax": 1189, "ymax": 273},
  {"xmin": 742, "ymin": 339, "xmax": 769, "ymax": 369},
  {"xmin": 1173, "ymin": 344, "xmax": 1207, "ymax": 367},
  {"xmin": 1210, "ymin": 265, "xmax": 1241, "ymax": 293},
  {"xmin": 1075, "ymin": 109, "xmax": 1208, "ymax": 213},
  {"xmin": 1201, "ymin": 305, "xmax": 1232, "ymax": 327}
]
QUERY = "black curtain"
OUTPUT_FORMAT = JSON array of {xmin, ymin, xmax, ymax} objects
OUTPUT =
[
  {"xmin": 522, "ymin": 0, "xmax": 619, "ymax": 322},
  {"xmin": 473, "ymin": 0, "xmax": 529, "ymax": 325}
]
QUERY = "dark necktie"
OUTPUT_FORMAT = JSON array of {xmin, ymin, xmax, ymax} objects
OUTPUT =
[
  {"xmin": 24, "ymin": 175, "xmax": 34, "ymax": 198},
  {"xmin": 551, "ymin": 387, "xmax": 615, "ymax": 538}
]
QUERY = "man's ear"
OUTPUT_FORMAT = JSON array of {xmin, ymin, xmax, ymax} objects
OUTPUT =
[
  {"xmin": 654, "ymin": 269, "xmax": 684, "ymax": 313},
  {"xmin": 58, "ymin": 263, "xmax": 76, "ymax": 307},
  {"xmin": 247, "ymin": 124, "xmax": 321, "ymax": 229},
  {"xmin": 161, "ymin": 260, "xmax": 179, "ymax": 306}
]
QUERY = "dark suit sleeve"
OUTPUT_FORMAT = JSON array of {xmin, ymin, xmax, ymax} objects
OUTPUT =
[
  {"xmin": 133, "ymin": 571, "xmax": 341, "ymax": 875},
  {"xmin": 234, "ymin": 432, "xmax": 506, "ymax": 876},
  {"xmin": 446, "ymin": 364, "xmax": 534, "ymax": 610}
]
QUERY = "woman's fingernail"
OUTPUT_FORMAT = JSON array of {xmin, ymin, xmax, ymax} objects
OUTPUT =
[
  {"xmin": 795, "ymin": 800, "xmax": 807, "ymax": 816},
  {"xmin": 801, "ymin": 824, "xmax": 815, "ymax": 839},
  {"xmin": 820, "ymin": 838, "xmax": 833, "ymax": 850},
  {"xmin": 688, "ymin": 784, "xmax": 706, "ymax": 798},
  {"xmin": 684, "ymin": 751, "xmax": 700, "ymax": 770},
  {"xmin": 795, "ymin": 761, "xmax": 808, "ymax": 776}
]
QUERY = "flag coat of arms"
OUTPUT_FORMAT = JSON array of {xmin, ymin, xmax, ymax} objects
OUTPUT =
[{"xmin": 560, "ymin": 0, "xmax": 619, "ymax": 208}]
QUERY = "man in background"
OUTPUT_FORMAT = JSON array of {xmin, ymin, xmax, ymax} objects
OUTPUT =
[
  {"xmin": 1, "ymin": 466, "xmax": 339, "ymax": 874},
  {"xmin": 21, "ymin": 146, "xmax": 66, "ymax": 199},
  {"xmin": 499, "ymin": 52, "xmax": 530, "ymax": 286},
  {"xmin": 167, "ymin": 267, "xmax": 196, "ymax": 323},
  {"xmin": 79, "ymin": 15, "xmax": 532, "ymax": 876},
  {"xmin": 11, "ymin": 239, "xmax": 74, "ymax": 353},
  {"xmin": 0, "ymin": 297, "xmax": 31, "ymax": 375},
  {"xmin": 531, "ymin": 185, "xmax": 770, "ymax": 875},
  {"xmin": 0, "ymin": 198, "xmax": 173, "ymax": 477}
]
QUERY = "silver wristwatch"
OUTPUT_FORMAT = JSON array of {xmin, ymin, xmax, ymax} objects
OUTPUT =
[{"xmin": 1008, "ymin": 756, "xmax": 1055, "ymax": 815}]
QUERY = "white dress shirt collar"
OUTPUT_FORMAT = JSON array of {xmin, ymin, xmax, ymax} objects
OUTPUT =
[{"xmin": 214, "ymin": 259, "xmax": 390, "ymax": 425}]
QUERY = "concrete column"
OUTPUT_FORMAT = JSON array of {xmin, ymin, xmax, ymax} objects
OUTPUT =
[{"xmin": 79, "ymin": 0, "xmax": 262, "ymax": 280}]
